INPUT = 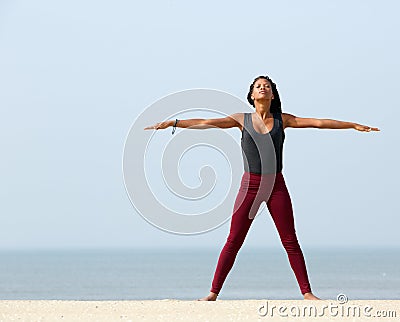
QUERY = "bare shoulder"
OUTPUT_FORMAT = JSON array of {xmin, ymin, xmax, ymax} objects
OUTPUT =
[
  {"xmin": 281, "ymin": 112, "xmax": 296, "ymax": 129},
  {"xmin": 281, "ymin": 112, "xmax": 296, "ymax": 120},
  {"xmin": 281, "ymin": 112, "xmax": 322, "ymax": 129},
  {"xmin": 228, "ymin": 112, "xmax": 245, "ymax": 131}
]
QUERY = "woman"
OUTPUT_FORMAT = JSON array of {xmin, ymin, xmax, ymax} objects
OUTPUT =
[{"xmin": 144, "ymin": 75, "xmax": 380, "ymax": 301}]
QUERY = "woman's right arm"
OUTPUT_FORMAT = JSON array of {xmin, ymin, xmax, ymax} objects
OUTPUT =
[{"xmin": 144, "ymin": 113, "xmax": 244, "ymax": 131}]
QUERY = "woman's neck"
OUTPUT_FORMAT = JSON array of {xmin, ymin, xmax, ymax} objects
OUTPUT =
[{"xmin": 254, "ymin": 100, "xmax": 272, "ymax": 120}]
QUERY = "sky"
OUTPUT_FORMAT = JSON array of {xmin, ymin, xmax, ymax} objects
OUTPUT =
[{"xmin": 1, "ymin": 0, "xmax": 399, "ymax": 250}]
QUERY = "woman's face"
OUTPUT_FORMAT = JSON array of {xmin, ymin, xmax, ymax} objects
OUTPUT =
[{"xmin": 251, "ymin": 78, "xmax": 274, "ymax": 102}]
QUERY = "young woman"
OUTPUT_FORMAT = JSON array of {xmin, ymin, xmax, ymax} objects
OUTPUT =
[{"xmin": 144, "ymin": 75, "xmax": 379, "ymax": 301}]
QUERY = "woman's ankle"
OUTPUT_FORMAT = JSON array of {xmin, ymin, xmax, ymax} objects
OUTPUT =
[
  {"xmin": 198, "ymin": 292, "xmax": 218, "ymax": 301},
  {"xmin": 303, "ymin": 292, "xmax": 321, "ymax": 300}
]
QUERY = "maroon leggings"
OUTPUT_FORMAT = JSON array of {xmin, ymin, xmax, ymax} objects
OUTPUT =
[{"xmin": 210, "ymin": 171, "xmax": 312, "ymax": 295}]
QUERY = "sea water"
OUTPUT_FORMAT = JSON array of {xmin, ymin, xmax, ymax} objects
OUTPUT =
[{"xmin": 0, "ymin": 247, "xmax": 398, "ymax": 300}]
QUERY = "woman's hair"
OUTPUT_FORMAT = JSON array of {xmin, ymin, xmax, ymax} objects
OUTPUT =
[{"xmin": 247, "ymin": 75, "xmax": 282, "ymax": 113}]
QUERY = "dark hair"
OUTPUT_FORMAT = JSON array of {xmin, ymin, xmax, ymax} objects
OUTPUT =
[{"xmin": 247, "ymin": 75, "xmax": 282, "ymax": 113}]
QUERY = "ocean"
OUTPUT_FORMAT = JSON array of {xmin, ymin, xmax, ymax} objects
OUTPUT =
[{"xmin": 0, "ymin": 248, "xmax": 399, "ymax": 300}]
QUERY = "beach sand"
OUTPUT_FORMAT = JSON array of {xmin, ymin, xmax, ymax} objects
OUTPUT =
[{"xmin": 0, "ymin": 300, "xmax": 398, "ymax": 321}]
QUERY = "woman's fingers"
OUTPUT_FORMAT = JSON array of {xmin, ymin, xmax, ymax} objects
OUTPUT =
[
  {"xmin": 144, "ymin": 122, "xmax": 169, "ymax": 130},
  {"xmin": 143, "ymin": 123, "xmax": 159, "ymax": 130},
  {"xmin": 355, "ymin": 124, "xmax": 380, "ymax": 132},
  {"xmin": 364, "ymin": 126, "xmax": 380, "ymax": 132}
]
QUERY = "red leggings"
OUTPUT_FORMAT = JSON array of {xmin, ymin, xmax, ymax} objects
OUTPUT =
[{"xmin": 210, "ymin": 171, "xmax": 312, "ymax": 295}]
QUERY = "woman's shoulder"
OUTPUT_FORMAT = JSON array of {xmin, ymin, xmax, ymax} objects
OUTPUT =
[
  {"xmin": 230, "ymin": 112, "xmax": 247, "ymax": 120},
  {"xmin": 280, "ymin": 112, "xmax": 297, "ymax": 129},
  {"xmin": 228, "ymin": 112, "xmax": 246, "ymax": 131},
  {"xmin": 280, "ymin": 112, "xmax": 295, "ymax": 119}
]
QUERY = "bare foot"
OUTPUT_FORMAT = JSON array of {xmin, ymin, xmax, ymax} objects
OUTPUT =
[
  {"xmin": 197, "ymin": 292, "xmax": 218, "ymax": 301},
  {"xmin": 303, "ymin": 292, "xmax": 321, "ymax": 300}
]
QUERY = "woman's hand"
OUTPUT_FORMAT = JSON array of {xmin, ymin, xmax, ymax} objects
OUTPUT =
[
  {"xmin": 353, "ymin": 124, "xmax": 380, "ymax": 132},
  {"xmin": 144, "ymin": 120, "xmax": 173, "ymax": 130}
]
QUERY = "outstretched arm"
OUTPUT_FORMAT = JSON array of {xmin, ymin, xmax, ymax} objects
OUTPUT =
[
  {"xmin": 282, "ymin": 113, "xmax": 380, "ymax": 132},
  {"xmin": 144, "ymin": 113, "xmax": 243, "ymax": 131}
]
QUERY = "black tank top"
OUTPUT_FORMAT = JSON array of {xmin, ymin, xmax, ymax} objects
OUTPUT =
[{"xmin": 241, "ymin": 112, "xmax": 285, "ymax": 174}]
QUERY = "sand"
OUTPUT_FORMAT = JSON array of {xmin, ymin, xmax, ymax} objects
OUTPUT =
[{"xmin": 0, "ymin": 300, "xmax": 398, "ymax": 322}]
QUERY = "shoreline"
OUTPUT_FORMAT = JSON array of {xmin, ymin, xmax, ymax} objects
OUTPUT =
[{"xmin": 0, "ymin": 300, "xmax": 398, "ymax": 321}]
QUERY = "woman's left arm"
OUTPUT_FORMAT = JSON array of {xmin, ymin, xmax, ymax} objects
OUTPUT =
[{"xmin": 282, "ymin": 113, "xmax": 380, "ymax": 132}]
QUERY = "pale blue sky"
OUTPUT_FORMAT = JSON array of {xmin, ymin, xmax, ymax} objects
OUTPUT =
[{"xmin": 1, "ymin": 0, "xmax": 399, "ymax": 250}]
